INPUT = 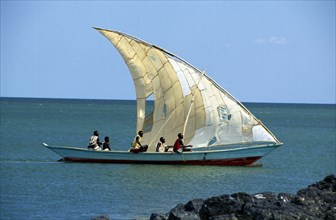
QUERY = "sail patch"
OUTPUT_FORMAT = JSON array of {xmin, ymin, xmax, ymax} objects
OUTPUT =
[
  {"xmin": 189, "ymin": 126, "xmax": 215, "ymax": 148},
  {"xmin": 218, "ymin": 105, "xmax": 231, "ymax": 123},
  {"xmin": 252, "ymin": 125, "xmax": 276, "ymax": 142},
  {"xmin": 168, "ymin": 58, "xmax": 191, "ymax": 97}
]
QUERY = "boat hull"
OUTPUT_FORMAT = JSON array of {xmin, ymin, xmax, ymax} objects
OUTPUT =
[{"xmin": 43, "ymin": 143, "xmax": 281, "ymax": 166}]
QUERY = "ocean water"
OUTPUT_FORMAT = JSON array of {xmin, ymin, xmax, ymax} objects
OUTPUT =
[{"xmin": 0, "ymin": 98, "xmax": 335, "ymax": 219}]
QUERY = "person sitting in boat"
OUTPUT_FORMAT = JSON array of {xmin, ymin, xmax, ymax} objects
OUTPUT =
[
  {"xmin": 130, "ymin": 130, "xmax": 148, "ymax": 153},
  {"xmin": 88, "ymin": 130, "xmax": 102, "ymax": 150},
  {"xmin": 156, "ymin": 137, "xmax": 169, "ymax": 152},
  {"xmin": 102, "ymin": 136, "xmax": 111, "ymax": 151},
  {"xmin": 173, "ymin": 133, "xmax": 192, "ymax": 153}
]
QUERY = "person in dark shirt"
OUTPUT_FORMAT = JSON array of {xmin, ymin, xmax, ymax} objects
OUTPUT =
[{"xmin": 102, "ymin": 136, "xmax": 111, "ymax": 151}]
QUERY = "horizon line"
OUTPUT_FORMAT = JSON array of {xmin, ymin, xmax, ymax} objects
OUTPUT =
[{"xmin": 0, "ymin": 96, "xmax": 335, "ymax": 105}]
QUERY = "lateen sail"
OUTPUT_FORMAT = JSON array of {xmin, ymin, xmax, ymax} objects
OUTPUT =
[{"xmin": 95, "ymin": 28, "xmax": 281, "ymax": 151}]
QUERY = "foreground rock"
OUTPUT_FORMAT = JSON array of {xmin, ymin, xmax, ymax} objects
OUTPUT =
[{"xmin": 150, "ymin": 174, "xmax": 336, "ymax": 220}]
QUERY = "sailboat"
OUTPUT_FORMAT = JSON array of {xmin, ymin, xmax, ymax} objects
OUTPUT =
[{"xmin": 43, "ymin": 27, "xmax": 282, "ymax": 166}]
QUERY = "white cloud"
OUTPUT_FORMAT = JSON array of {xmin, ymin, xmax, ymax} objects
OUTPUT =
[
  {"xmin": 269, "ymin": 36, "xmax": 288, "ymax": 44},
  {"xmin": 255, "ymin": 36, "xmax": 288, "ymax": 45}
]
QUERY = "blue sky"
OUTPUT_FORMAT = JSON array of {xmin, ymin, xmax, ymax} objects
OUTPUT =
[{"xmin": 1, "ymin": 1, "xmax": 335, "ymax": 104}]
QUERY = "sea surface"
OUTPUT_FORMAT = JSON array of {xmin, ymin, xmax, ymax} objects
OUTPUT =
[{"xmin": 0, "ymin": 98, "xmax": 335, "ymax": 219}]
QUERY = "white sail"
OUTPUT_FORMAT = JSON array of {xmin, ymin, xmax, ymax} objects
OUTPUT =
[{"xmin": 95, "ymin": 28, "xmax": 280, "ymax": 151}]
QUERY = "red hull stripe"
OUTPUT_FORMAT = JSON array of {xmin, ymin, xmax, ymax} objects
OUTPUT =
[{"xmin": 63, "ymin": 156, "xmax": 262, "ymax": 166}]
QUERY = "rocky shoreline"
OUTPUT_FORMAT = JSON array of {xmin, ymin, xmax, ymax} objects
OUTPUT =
[
  {"xmin": 92, "ymin": 174, "xmax": 335, "ymax": 220},
  {"xmin": 150, "ymin": 174, "xmax": 336, "ymax": 220}
]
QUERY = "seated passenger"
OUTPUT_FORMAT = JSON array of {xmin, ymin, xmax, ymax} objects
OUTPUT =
[
  {"xmin": 130, "ymin": 130, "xmax": 148, "ymax": 153},
  {"xmin": 88, "ymin": 130, "xmax": 102, "ymax": 151},
  {"xmin": 156, "ymin": 137, "xmax": 168, "ymax": 152},
  {"xmin": 173, "ymin": 133, "xmax": 192, "ymax": 153},
  {"xmin": 102, "ymin": 136, "xmax": 111, "ymax": 151}
]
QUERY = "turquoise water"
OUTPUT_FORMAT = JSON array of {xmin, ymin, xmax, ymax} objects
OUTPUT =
[{"xmin": 0, "ymin": 98, "xmax": 335, "ymax": 219}]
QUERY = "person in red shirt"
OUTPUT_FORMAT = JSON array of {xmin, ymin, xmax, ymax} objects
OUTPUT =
[{"xmin": 173, "ymin": 133, "xmax": 192, "ymax": 153}]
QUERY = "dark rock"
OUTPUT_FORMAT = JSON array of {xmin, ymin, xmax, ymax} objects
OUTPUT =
[
  {"xmin": 239, "ymin": 192, "xmax": 279, "ymax": 219},
  {"xmin": 184, "ymin": 199, "xmax": 204, "ymax": 213},
  {"xmin": 324, "ymin": 174, "xmax": 336, "ymax": 184},
  {"xmin": 252, "ymin": 192, "xmax": 278, "ymax": 207},
  {"xmin": 277, "ymin": 192, "xmax": 295, "ymax": 204},
  {"xmin": 168, "ymin": 203, "xmax": 199, "ymax": 220},
  {"xmin": 91, "ymin": 215, "xmax": 110, "ymax": 220},
  {"xmin": 150, "ymin": 213, "xmax": 169, "ymax": 220},
  {"xmin": 293, "ymin": 175, "xmax": 336, "ymax": 219},
  {"xmin": 199, "ymin": 194, "xmax": 242, "ymax": 219},
  {"xmin": 231, "ymin": 192, "xmax": 253, "ymax": 204},
  {"xmin": 151, "ymin": 175, "xmax": 336, "ymax": 220},
  {"xmin": 209, "ymin": 214, "xmax": 238, "ymax": 220}
]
